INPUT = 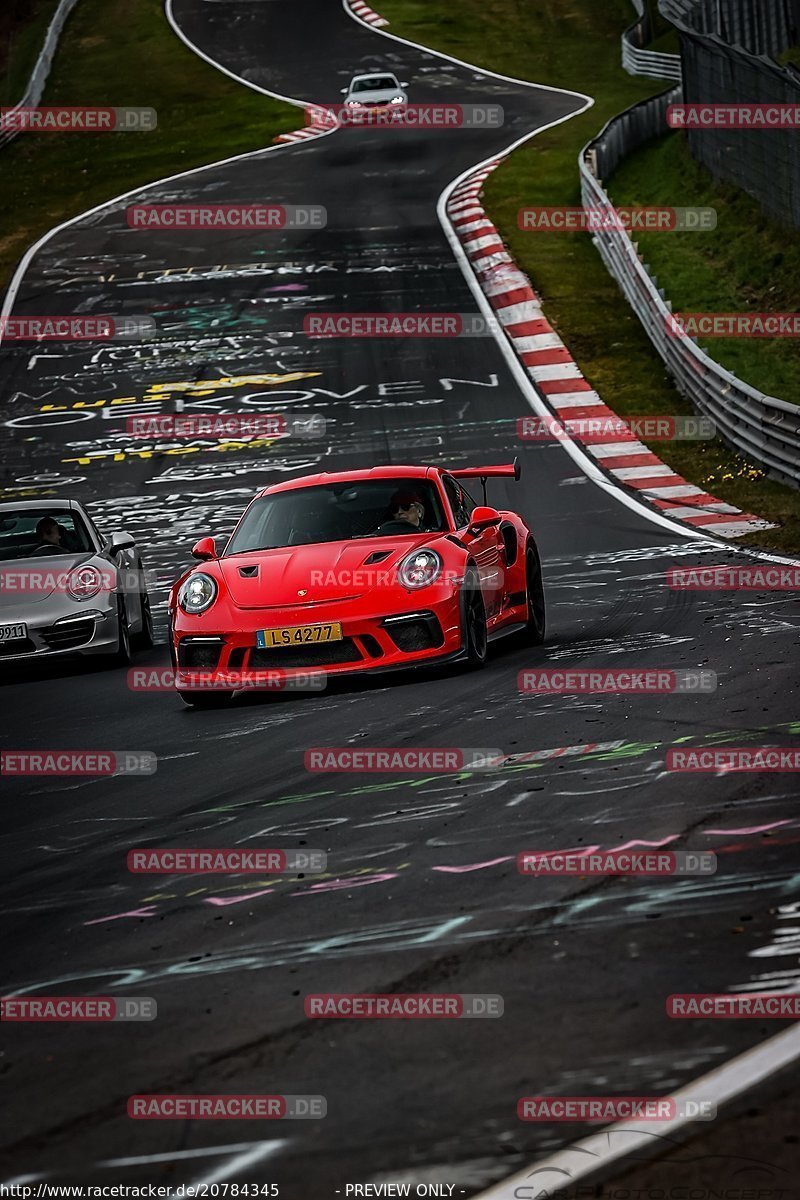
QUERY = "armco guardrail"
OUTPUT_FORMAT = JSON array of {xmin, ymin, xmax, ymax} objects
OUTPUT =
[
  {"xmin": 622, "ymin": 0, "xmax": 682, "ymax": 80},
  {"xmin": 0, "ymin": 0, "xmax": 82, "ymax": 149},
  {"xmin": 580, "ymin": 87, "xmax": 800, "ymax": 488}
]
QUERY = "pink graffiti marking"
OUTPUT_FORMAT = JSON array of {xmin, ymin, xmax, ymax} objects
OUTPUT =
[
  {"xmin": 433, "ymin": 856, "xmax": 514, "ymax": 874},
  {"xmin": 206, "ymin": 890, "xmax": 273, "ymax": 907},
  {"xmin": 432, "ymin": 837, "xmax": 680, "ymax": 874},
  {"xmin": 291, "ymin": 873, "xmax": 398, "ymax": 895},
  {"xmin": 84, "ymin": 905, "xmax": 158, "ymax": 925},
  {"xmin": 706, "ymin": 820, "xmax": 797, "ymax": 836}
]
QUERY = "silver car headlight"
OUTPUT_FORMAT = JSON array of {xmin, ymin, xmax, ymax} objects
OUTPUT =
[
  {"xmin": 398, "ymin": 549, "xmax": 442, "ymax": 589},
  {"xmin": 390, "ymin": 96, "xmax": 405, "ymax": 104},
  {"xmin": 67, "ymin": 565, "xmax": 104, "ymax": 601},
  {"xmin": 178, "ymin": 573, "xmax": 218, "ymax": 614}
]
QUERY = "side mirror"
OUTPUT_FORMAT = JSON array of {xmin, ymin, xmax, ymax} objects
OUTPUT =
[
  {"xmin": 468, "ymin": 506, "xmax": 502, "ymax": 534},
  {"xmin": 340, "ymin": 87, "xmax": 348, "ymax": 94},
  {"xmin": 191, "ymin": 536, "xmax": 218, "ymax": 561},
  {"xmin": 400, "ymin": 81, "xmax": 410, "ymax": 87},
  {"xmin": 108, "ymin": 530, "xmax": 135, "ymax": 555}
]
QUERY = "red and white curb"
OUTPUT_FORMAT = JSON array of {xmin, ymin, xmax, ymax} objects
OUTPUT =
[
  {"xmin": 346, "ymin": 0, "xmax": 389, "ymax": 27},
  {"xmin": 447, "ymin": 161, "xmax": 773, "ymax": 540},
  {"xmin": 273, "ymin": 105, "xmax": 336, "ymax": 145}
]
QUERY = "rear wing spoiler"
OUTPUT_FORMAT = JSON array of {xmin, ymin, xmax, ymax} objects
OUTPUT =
[{"xmin": 449, "ymin": 458, "xmax": 521, "ymax": 482}]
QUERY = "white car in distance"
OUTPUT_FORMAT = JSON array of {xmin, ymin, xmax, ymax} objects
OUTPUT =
[{"xmin": 341, "ymin": 72, "xmax": 409, "ymax": 109}]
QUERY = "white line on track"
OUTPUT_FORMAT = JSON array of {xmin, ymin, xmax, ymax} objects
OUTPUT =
[
  {"xmin": 190, "ymin": 1139, "xmax": 288, "ymax": 1186},
  {"xmin": 102, "ymin": 1142, "xmax": 279, "ymax": 1166},
  {"xmin": 474, "ymin": 1022, "xmax": 800, "ymax": 1198},
  {"xmin": 0, "ymin": 8, "xmax": 796, "ymax": 1194},
  {"xmin": 338, "ymin": 15, "xmax": 800, "ymax": 1178},
  {"xmin": 338, "ymin": 1, "xmax": 705, "ymax": 544},
  {"xmin": 342, "ymin": 0, "xmax": 800, "ymax": 566},
  {"xmin": 0, "ymin": 0, "xmax": 337, "ymax": 348}
]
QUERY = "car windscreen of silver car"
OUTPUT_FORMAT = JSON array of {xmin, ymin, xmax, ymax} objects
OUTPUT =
[
  {"xmin": 352, "ymin": 76, "xmax": 397, "ymax": 92},
  {"xmin": 0, "ymin": 510, "xmax": 92, "ymax": 559}
]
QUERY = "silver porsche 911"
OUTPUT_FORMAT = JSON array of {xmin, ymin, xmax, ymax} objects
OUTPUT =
[{"xmin": 0, "ymin": 499, "xmax": 153, "ymax": 665}]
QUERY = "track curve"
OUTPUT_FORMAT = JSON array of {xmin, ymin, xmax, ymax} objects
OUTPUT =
[{"xmin": 1, "ymin": 0, "xmax": 799, "ymax": 1192}]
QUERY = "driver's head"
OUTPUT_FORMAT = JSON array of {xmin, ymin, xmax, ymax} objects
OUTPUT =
[
  {"xmin": 36, "ymin": 516, "xmax": 61, "ymax": 545},
  {"xmin": 389, "ymin": 490, "xmax": 424, "ymax": 528}
]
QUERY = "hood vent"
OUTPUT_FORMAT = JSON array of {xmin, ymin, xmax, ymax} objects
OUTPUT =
[
  {"xmin": 238, "ymin": 564, "xmax": 259, "ymax": 577},
  {"xmin": 364, "ymin": 550, "xmax": 393, "ymax": 565}
]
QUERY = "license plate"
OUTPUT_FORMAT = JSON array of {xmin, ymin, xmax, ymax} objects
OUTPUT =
[
  {"xmin": 0, "ymin": 623, "xmax": 27, "ymax": 641},
  {"xmin": 257, "ymin": 622, "xmax": 343, "ymax": 649}
]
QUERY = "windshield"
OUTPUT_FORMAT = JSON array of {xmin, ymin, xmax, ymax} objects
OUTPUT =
[
  {"xmin": 351, "ymin": 76, "xmax": 398, "ymax": 93},
  {"xmin": 225, "ymin": 480, "xmax": 446, "ymax": 554},
  {"xmin": 0, "ymin": 509, "xmax": 93, "ymax": 561}
]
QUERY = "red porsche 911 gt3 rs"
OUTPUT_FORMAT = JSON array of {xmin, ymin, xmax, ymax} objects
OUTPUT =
[{"xmin": 168, "ymin": 461, "xmax": 545, "ymax": 706}]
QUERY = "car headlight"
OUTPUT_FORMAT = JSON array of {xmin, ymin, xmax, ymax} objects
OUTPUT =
[
  {"xmin": 390, "ymin": 96, "xmax": 405, "ymax": 104},
  {"xmin": 67, "ymin": 565, "xmax": 103, "ymax": 601},
  {"xmin": 178, "ymin": 573, "xmax": 218, "ymax": 614},
  {"xmin": 346, "ymin": 100, "xmax": 361, "ymax": 107},
  {"xmin": 398, "ymin": 549, "xmax": 442, "ymax": 589}
]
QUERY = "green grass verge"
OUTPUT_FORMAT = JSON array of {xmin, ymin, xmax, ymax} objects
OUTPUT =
[
  {"xmin": 378, "ymin": 0, "xmax": 800, "ymax": 554},
  {"xmin": 0, "ymin": 0, "xmax": 63, "ymax": 107},
  {"xmin": 776, "ymin": 46, "xmax": 800, "ymax": 68},
  {"xmin": 611, "ymin": 132, "xmax": 800, "ymax": 402},
  {"xmin": 647, "ymin": 25, "xmax": 681, "ymax": 56},
  {"xmin": 0, "ymin": 0, "xmax": 299, "ymax": 292}
]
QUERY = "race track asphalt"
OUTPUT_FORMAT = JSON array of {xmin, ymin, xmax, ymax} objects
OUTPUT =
[{"xmin": 1, "ymin": 0, "xmax": 798, "ymax": 1192}]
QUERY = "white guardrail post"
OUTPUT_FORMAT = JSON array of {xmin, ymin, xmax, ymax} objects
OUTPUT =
[{"xmin": 621, "ymin": 0, "xmax": 682, "ymax": 80}]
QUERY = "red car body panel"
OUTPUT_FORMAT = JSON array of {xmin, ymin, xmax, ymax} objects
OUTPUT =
[{"xmin": 168, "ymin": 463, "xmax": 536, "ymax": 692}]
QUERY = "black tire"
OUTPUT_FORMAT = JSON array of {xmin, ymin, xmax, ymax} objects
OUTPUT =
[
  {"xmin": 461, "ymin": 564, "xmax": 488, "ymax": 668},
  {"xmin": 109, "ymin": 596, "xmax": 132, "ymax": 666},
  {"xmin": 132, "ymin": 587, "xmax": 155, "ymax": 650},
  {"xmin": 523, "ymin": 543, "xmax": 546, "ymax": 645},
  {"xmin": 178, "ymin": 690, "xmax": 234, "ymax": 708}
]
